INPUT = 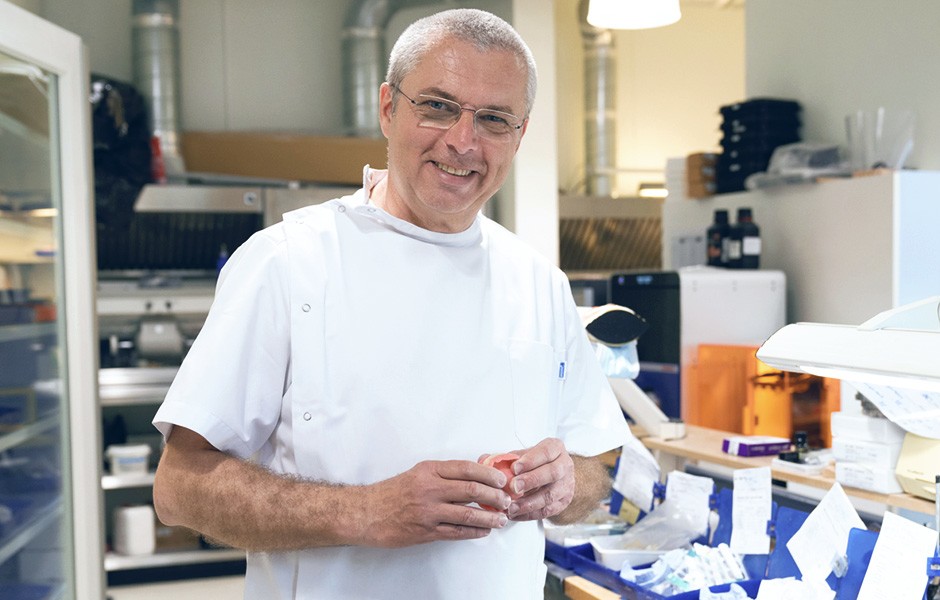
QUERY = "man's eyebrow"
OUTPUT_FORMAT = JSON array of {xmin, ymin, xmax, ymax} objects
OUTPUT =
[{"xmin": 418, "ymin": 87, "xmax": 519, "ymax": 115}]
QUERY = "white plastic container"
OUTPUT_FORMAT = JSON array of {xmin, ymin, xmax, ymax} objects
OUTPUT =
[
  {"xmin": 113, "ymin": 504, "xmax": 156, "ymax": 555},
  {"xmin": 106, "ymin": 444, "xmax": 152, "ymax": 475},
  {"xmin": 590, "ymin": 534, "xmax": 666, "ymax": 570}
]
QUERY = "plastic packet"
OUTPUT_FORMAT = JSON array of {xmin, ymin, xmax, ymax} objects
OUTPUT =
[{"xmin": 613, "ymin": 500, "xmax": 705, "ymax": 551}]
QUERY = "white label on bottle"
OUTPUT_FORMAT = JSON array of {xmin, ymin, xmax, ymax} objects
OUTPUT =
[
  {"xmin": 743, "ymin": 236, "xmax": 761, "ymax": 255},
  {"xmin": 727, "ymin": 239, "xmax": 742, "ymax": 260}
]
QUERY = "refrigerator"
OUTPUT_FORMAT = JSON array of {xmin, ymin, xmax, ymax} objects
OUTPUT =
[{"xmin": 0, "ymin": 2, "xmax": 104, "ymax": 599}]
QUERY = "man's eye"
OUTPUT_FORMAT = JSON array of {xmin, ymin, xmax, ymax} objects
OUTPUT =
[
  {"xmin": 422, "ymin": 99, "xmax": 456, "ymax": 113},
  {"xmin": 479, "ymin": 112, "xmax": 510, "ymax": 126}
]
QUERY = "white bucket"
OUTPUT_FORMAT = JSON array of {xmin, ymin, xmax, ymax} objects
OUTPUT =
[{"xmin": 106, "ymin": 444, "xmax": 152, "ymax": 475}]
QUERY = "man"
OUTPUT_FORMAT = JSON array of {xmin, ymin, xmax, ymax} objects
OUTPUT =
[{"xmin": 152, "ymin": 8, "xmax": 631, "ymax": 599}]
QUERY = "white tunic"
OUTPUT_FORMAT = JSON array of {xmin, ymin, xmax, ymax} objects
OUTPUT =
[{"xmin": 154, "ymin": 170, "xmax": 631, "ymax": 599}]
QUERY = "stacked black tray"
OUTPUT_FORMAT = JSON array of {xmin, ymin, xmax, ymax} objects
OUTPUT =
[{"xmin": 717, "ymin": 98, "xmax": 802, "ymax": 193}]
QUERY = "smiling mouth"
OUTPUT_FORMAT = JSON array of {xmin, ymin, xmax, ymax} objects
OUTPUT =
[{"xmin": 434, "ymin": 161, "xmax": 473, "ymax": 177}]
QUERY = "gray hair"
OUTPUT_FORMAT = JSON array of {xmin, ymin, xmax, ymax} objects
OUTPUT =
[{"xmin": 386, "ymin": 8, "xmax": 538, "ymax": 116}]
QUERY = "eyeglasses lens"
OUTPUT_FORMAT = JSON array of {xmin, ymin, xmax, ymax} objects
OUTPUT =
[{"xmin": 412, "ymin": 94, "xmax": 519, "ymax": 137}]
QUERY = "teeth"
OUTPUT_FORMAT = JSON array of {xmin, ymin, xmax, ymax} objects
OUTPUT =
[{"xmin": 435, "ymin": 162, "xmax": 471, "ymax": 177}]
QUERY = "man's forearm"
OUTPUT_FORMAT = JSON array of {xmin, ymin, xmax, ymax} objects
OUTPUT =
[
  {"xmin": 153, "ymin": 428, "xmax": 365, "ymax": 552},
  {"xmin": 547, "ymin": 454, "xmax": 612, "ymax": 525}
]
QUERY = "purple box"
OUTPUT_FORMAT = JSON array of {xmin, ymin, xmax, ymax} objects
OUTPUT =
[{"xmin": 722, "ymin": 435, "xmax": 792, "ymax": 457}]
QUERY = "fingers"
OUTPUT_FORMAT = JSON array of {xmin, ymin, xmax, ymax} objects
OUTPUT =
[
  {"xmin": 365, "ymin": 460, "xmax": 513, "ymax": 547},
  {"xmin": 509, "ymin": 438, "xmax": 573, "ymax": 495},
  {"xmin": 503, "ymin": 438, "xmax": 576, "ymax": 521}
]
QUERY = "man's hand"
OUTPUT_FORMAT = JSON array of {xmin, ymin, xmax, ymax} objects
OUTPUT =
[
  {"xmin": 359, "ymin": 459, "xmax": 513, "ymax": 548},
  {"xmin": 498, "ymin": 438, "xmax": 611, "ymax": 524}
]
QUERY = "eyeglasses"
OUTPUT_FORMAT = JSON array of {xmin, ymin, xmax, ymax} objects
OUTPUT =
[{"xmin": 389, "ymin": 83, "xmax": 525, "ymax": 139}]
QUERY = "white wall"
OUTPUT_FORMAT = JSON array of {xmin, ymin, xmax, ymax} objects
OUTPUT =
[
  {"xmin": 746, "ymin": 0, "xmax": 940, "ymax": 171},
  {"xmin": 554, "ymin": 0, "xmax": 745, "ymax": 197},
  {"xmin": 23, "ymin": 0, "xmax": 561, "ymax": 260}
]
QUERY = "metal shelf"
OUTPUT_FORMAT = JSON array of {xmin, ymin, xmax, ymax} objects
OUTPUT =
[
  {"xmin": 102, "ymin": 471, "xmax": 155, "ymax": 490},
  {"xmin": 104, "ymin": 548, "xmax": 245, "ymax": 572},
  {"xmin": 0, "ymin": 413, "xmax": 59, "ymax": 453},
  {"xmin": 0, "ymin": 498, "xmax": 61, "ymax": 568},
  {"xmin": 0, "ymin": 321, "xmax": 55, "ymax": 343},
  {"xmin": 98, "ymin": 367, "xmax": 177, "ymax": 407}
]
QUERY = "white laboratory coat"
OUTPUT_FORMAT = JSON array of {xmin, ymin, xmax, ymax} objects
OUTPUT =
[{"xmin": 154, "ymin": 170, "xmax": 631, "ymax": 599}]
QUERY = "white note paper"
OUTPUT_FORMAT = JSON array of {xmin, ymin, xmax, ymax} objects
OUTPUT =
[
  {"xmin": 731, "ymin": 467, "xmax": 772, "ymax": 555},
  {"xmin": 851, "ymin": 381, "xmax": 940, "ymax": 439},
  {"xmin": 612, "ymin": 433, "xmax": 661, "ymax": 512},
  {"xmin": 756, "ymin": 577, "xmax": 835, "ymax": 600},
  {"xmin": 786, "ymin": 482, "xmax": 865, "ymax": 582},
  {"xmin": 857, "ymin": 511, "xmax": 937, "ymax": 600}
]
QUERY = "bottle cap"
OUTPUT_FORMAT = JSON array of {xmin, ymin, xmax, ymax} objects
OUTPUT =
[
  {"xmin": 737, "ymin": 207, "xmax": 752, "ymax": 220},
  {"xmin": 714, "ymin": 209, "xmax": 729, "ymax": 224}
]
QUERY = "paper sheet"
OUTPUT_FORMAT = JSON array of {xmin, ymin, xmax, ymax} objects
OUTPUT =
[
  {"xmin": 857, "ymin": 511, "xmax": 937, "ymax": 600},
  {"xmin": 851, "ymin": 381, "xmax": 940, "ymax": 439},
  {"xmin": 612, "ymin": 433, "xmax": 661, "ymax": 512},
  {"xmin": 730, "ymin": 467, "xmax": 772, "ymax": 555},
  {"xmin": 755, "ymin": 577, "xmax": 835, "ymax": 600},
  {"xmin": 786, "ymin": 482, "xmax": 865, "ymax": 582},
  {"xmin": 664, "ymin": 470, "xmax": 715, "ymax": 534}
]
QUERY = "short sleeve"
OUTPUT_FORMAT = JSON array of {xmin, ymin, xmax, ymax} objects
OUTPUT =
[{"xmin": 153, "ymin": 226, "xmax": 291, "ymax": 460}]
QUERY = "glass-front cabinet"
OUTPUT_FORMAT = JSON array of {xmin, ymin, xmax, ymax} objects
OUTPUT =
[{"xmin": 0, "ymin": 2, "xmax": 103, "ymax": 599}]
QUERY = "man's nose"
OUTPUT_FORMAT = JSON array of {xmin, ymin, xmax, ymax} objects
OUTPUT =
[{"xmin": 444, "ymin": 108, "xmax": 480, "ymax": 151}]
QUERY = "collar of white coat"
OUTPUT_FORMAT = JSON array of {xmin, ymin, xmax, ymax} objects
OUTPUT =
[{"xmin": 346, "ymin": 164, "xmax": 483, "ymax": 248}]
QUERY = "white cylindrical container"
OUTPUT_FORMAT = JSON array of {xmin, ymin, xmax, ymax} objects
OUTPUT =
[
  {"xmin": 113, "ymin": 504, "xmax": 156, "ymax": 556},
  {"xmin": 105, "ymin": 444, "xmax": 152, "ymax": 475}
]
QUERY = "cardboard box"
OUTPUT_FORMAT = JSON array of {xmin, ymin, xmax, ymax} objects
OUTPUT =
[
  {"xmin": 181, "ymin": 131, "xmax": 388, "ymax": 185},
  {"xmin": 830, "ymin": 411, "xmax": 905, "ymax": 445},
  {"xmin": 154, "ymin": 522, "xmax": 202, "ymax": 551},
  {"xmin": 722, "ymin": 435, "xmax": 791, "ymax": 457},
  {"xmin": 832, "ymin": 435, "xmax": 902, "ymax": 470},
  {"xmin": 836, "ymin": 461, "xmax": 903, "ymax": 494}
]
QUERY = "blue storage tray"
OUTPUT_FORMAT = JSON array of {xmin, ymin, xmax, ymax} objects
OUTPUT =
[
  {"xmin": 545, "ymin": 539, "xmax": 582, "ymax": 570},
  {"xmin": 0, "ymin": 583, "xmax": 54, "ymax": 600},
  {"xmin": 567, "ymin": 542, "xmax": 763, "ymax": 600}
]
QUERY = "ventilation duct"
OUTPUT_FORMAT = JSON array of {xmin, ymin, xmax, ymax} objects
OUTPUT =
[
  {"xmin": 132, "ymin": 0, "xmax": 185, "ymax": 178},
  {"xmin": 579, "ymin": 0, "xmax": 617, "ymax": 197},
  {"xmin": 342, "ymin": 0, "xmax": 448, "ymax": 137}
]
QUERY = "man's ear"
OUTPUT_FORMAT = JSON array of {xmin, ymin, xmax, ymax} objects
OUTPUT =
[{"xmin": 378, "ymin": 83, "xmax": 394, "ymax": 139}]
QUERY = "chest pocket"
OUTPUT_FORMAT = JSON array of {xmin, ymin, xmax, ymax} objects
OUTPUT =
[{"xmin": 509, "ymin": 339, "xmax": 562, "ymax": 448}]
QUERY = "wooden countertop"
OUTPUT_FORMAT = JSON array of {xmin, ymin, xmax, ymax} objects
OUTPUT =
[
  {"xmin": 639, "ymin": 424, "xmax": 934, "ymax": 514},
  {"xmin": 563, "ymin": 575, "xmax": 620, "ymax": 600}
]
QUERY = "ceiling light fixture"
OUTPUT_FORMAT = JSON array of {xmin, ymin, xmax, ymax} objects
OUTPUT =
[{"xmin": 587, "ymin": 0, "xmax": 682, "ymax": 30}]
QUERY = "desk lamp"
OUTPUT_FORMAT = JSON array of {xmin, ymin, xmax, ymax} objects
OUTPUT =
[
  {"xmin": 756, "ymin": 295, "xmax": 940, "ymax": 394},
  {"xmin": 581, "ymin": 304, "xmax": 686, "ymax": 440},
  {"xmin": 757, "ymin": 296, "xmax": 940, "ymax": 502}
]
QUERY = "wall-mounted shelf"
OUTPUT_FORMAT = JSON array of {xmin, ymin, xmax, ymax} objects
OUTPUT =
[
  {"xmin": 104, "ymin": 548, "xmax": 245, "ymax": 572},
  {"xmin": 101, "ymin": 472, "xmax": 155, "ymax": 490},
  {"xmin": 0, "ymin": 217, "xmax": 54, "ymax": 264},
  {"xmin": 0, "ymin": 498, "xmax": 61, "ymax": 568}
]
